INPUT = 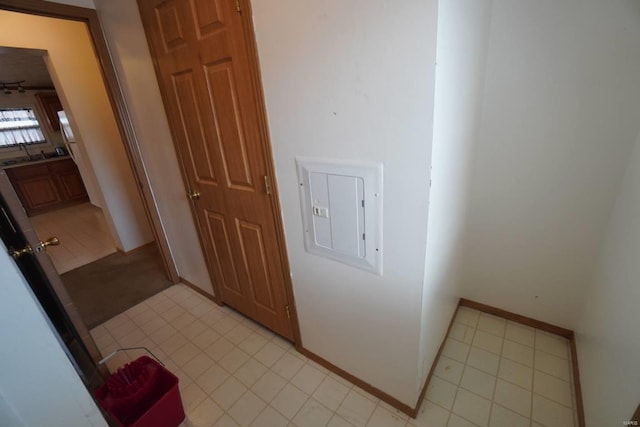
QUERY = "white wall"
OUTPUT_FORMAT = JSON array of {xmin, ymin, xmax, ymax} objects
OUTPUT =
[
  {"xmin": 93, "ymin": 0, "xmax": 213, "ymax": 294},
  {"xmin": 0, "ymin": 244, "xmax": 106, "ymax": 427},
  {"xmin": 575, "ymin": 130, "xmax": 640, "ymax": 425},
  {"xmin": 461, "ymin": 0, "xmax": 640, "ymax": 328},
  {"xmin": 419, "ymin": 0, "xmax": 493, "ymax": 385},
  {"xmin": 252, "ymin": 0, "xmax": 437, "ymax": 406},
  {"xmin": 0, "ymin": 11, "xmax": 154, "ymax": 252}
]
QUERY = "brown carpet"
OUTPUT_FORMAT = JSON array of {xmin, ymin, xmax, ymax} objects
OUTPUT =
[{"xmin": 61, "ymin": 244, "xmax": 172, "ymax": 328}]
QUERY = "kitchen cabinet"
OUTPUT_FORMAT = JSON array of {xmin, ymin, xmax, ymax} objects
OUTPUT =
[
  {"xmin": 5, "ymin": 157, "xmax": 89, "ymax": 216},
  {"xmin": 47, "ymin": 159, "xmax": 88, "ymax": 202}
]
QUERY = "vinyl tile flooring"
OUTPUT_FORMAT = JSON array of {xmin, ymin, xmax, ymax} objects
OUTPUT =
[
  {"xmin": 417, "ymin": 307, "xmax": 579, "ymax": 427},
  {"xmin": 91, "ymin": 286, "xmax": 578, "ymax": 427},
  {"xmin": 31, "ymin": 202, "xmax": 116, "ymax": 273}
]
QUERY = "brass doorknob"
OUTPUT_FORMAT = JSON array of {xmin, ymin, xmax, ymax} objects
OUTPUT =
[
  {"xmin": 9, "ymin": 237, "xmax": 59, "ymax": 259},
  {"xmin": 188, "ymin": 190, "xmax": 201, "ymax": 200},
  {"xmin": 10, "ymin": 245, "xmax": 32, "ymax": 259},
  {"xmin": 40, "ymin": 236, "xmax": 60, "ymax": 248}
]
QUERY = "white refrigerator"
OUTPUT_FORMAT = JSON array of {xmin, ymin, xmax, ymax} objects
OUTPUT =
[{"xmin": 57, "ymin": 110, "xmax": 102, "ymax": 208}]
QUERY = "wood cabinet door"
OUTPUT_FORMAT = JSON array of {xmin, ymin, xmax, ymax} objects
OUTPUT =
[
  {"xmin": 14, "ymin": 175, "xmax": 62, "ymax": 213},
  {"xmin": 49, "ymin": 159, "xmax": 88, "ymax": 201},
  {"xmin": 138, "ymin": 0, "xmax": 294, "ymax": 339},
  {"xmin": 6, "ymin": 164, "xmax": 62, "ymax": 215}
]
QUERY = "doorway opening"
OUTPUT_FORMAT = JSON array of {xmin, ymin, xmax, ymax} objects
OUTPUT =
[
  {"xmin": 0, "ymin": 1, "xmax": 180, "ymax": 364},
  {"xmin": 0, "ymin": 47, "xmax": 120, "ymax": 271},
  {"xmin": 0, "ymin": 43, "xmax": 171, "ymax": 329},
  {"xmin": 0, "ymin": 47, "xmax": 171, "ymax": 328}
]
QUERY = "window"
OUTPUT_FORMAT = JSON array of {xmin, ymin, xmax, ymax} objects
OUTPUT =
[{"xmin": 0, "ymin": 108, "xmax": 46, "ymax": 148}]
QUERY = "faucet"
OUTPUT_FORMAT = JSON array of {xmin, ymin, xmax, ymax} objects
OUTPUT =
[{"xmin": 18, "ymin": 143, "xmax": 34, "ymax": 161}]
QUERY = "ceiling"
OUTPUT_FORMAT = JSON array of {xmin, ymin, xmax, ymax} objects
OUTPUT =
[{"xmin": 0, "ymin": 47, "xmax": 54, "ymax": 90}]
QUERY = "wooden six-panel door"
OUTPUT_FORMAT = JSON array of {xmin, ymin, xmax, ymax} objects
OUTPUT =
[{"xmin": 138, "ymin": 0, "xmax": 293, "ymax": 339}]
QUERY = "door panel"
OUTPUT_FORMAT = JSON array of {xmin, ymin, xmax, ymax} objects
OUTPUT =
[
  {"xmin": 205, "ymin": 210, "xmax": 243, "ymax": 296},
  {"xmin": 171, "ymin": 71, "xmax": 218, "ymax": 184},
  {"xmin": 204, "ymin": 62, "xmax": 254, "ymax": 190},
  {"xmin": 236, "ymin": 219, "xmax": 274, "ymax": 310},
  {"xmin": 156, "ymin": 1, "xmax": 188, "ymax": 52},
  {"xmin": 139, "ymin": 0, "xmax": 293, "ymax": 339},
  {"xmin": 193, "ymin": 0, "xmax": 226, "ymax": 37}
]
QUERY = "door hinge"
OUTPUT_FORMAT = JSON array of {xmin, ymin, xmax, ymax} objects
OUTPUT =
[
  {"xmin": 285, "ymin": 305, "xmax": 291, "ymax": 319},
  {"xmin": 235, "ymin": 0, "xmax": 241, "ymax": 13},
  {"xmin": 264, "ymin": 175, "xmax": 272, "ymax": 195},
  {"xmin": 362, "ymin": 233, "xmax": 366, "ymax": 241}
]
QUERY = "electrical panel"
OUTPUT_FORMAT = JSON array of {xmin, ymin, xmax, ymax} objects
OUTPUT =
[{"xmin": 296, "ymin": 157, "xmax": 383, "ymax": 275}]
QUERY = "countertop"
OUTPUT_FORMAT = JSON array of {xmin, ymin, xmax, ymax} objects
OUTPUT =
[{"xmin": 2, "ymin": 155, "xmax": 71, "ymax": 170}]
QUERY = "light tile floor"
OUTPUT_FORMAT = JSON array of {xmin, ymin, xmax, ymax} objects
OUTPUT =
[
  {"xmin": 31, "ymin": 202, "xmax": 117, "ymax": 273},
  {"xmin": 91, "ymin": 284, "xmax": 411, "ymax": 427},
  {"xmin": 90, "ymin": 287, "xmax": 579, "ymax": 427},
  {"xmin": 414, "ymin": 306, "xmax": 579, "ymax": 427}
]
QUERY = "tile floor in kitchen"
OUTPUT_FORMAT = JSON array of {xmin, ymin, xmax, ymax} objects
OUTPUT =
[
  {"xmin": 90, "ymin": 285, "xmax": 578, "ymax": 427},
  {"xmin": 31, "ymin": 202, "xmax": 116, "ymax": 273}
]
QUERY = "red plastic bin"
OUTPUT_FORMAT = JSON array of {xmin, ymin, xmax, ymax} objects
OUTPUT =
[{"xmin": 94, "ymin": 356, "xmax": 185, "ymax": 427}]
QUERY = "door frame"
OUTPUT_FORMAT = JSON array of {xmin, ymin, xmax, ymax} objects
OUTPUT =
[
  {"xmin": 240, "ymin": 0, "xmax": 301, "ymax": 345},
  {"xmin": 137, "ymin": 0, "xmax": 301, "ymax": 345},
  {"xmin": 0, "ymin": 0, "xmax": 179, "ymax": 284}
]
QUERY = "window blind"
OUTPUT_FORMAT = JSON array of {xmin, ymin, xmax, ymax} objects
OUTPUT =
[{"xmin": 0, "ymin": 108, "xmax": 46, "ymax": 147}]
